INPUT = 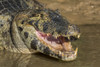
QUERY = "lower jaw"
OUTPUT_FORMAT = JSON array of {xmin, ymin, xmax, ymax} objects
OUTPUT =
[
  {"xmin": 38, "ymin": 38, "xmax": 78, "ymax": 61},
  {"xmin": 61, "ymin": 54, "xmax": 77, "ymax": 61},
  {"xmin": 49, "ymin": 45, "xmax": 78, "ymax": 61},
  {"xmin": 61, "ymin": 47, "xmax": 78, "ymax": 61}
]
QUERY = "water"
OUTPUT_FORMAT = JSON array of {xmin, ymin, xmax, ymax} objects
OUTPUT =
[{"xmin": 0, "ymin": 24, "xmax": 100, "ymax": 67}]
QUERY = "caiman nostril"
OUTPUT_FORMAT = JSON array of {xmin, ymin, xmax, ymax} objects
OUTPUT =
[{"xmin": 71, "ymin": 24, "xmax": 80, "ymax": 33}]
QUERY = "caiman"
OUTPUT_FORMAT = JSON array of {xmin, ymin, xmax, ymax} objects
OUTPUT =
[{"xmin": 0, "ymin": 0, "xmax": 80, "ymax": 61}]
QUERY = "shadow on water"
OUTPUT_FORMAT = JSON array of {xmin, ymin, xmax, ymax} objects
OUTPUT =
[{"xmin": 0, "ymin": 24, "xmax": 100, "ymax": 67}]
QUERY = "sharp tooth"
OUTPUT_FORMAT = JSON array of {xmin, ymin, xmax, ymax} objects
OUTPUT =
[
  {"xmin": 78, "ymin": 34, "xmax": 80, "ymax": 38},
  {"xmin": 55, "ymin": 36, "xmax": 58, "ymax": 39},
  {"xmin": 59, "ymin": 51, "xmax": 62, "ymax": 55},
  {"xmin": 68, "ymin": 37, "xmax": 70, "ymax": 40},
  {"xmin": 47, "ymin": 34, "xmax": 50, "ymax": 36},
  {"xmin": 75, "ymin": 47, "xmax": 78, "ymax": 55}
]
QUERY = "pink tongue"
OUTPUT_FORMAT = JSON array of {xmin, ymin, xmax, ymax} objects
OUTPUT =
[
  {"xmin": 59, "ymin": 37, "xmax": 72, "ymax": 51},
  {"xmin": 62, "ymin": 42, "xmax": 72, "ymax": 51}
]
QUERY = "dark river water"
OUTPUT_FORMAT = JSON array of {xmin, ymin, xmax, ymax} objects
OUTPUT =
[{"xmin": 0, "ymin": 24, "xmax": 100, "ymax": 67}]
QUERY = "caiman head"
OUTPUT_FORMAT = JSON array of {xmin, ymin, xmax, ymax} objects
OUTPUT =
[{"xmin": 14, "ymin": 9, "xmax": 80, "ymax": 61}]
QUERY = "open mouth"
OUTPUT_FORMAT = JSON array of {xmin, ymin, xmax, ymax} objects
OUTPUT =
[{"xmin": 35, "ymin": 30, "xmax": 79, "ymax": 61}]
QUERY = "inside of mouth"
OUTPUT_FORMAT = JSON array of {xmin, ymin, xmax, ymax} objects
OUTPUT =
[{"xmin": 35, "ymin": 31, "xmax": 74, "ymax": 52}]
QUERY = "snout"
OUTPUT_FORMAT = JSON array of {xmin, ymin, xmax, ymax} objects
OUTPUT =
[{"xmin": 67, "ymin": 24, "xmax": 80, "ymax": 39}]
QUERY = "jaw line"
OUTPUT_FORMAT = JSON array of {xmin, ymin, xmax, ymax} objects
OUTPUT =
[{"xmin": 35, "ymin": 30, "xmax": 78, "ymax": 61}]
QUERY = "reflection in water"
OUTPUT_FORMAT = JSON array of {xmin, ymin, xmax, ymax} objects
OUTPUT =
[
  {"xmin": 0, "ymin": 24, "xmax": 100, "ymax": 67},
  {"xmin": 0, "ymin": 51, "xmax": 31, "ymax": 67}
]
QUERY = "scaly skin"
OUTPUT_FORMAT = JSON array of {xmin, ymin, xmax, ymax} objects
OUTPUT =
[{"xmin": 0, "ymin": 0, "xmax": 80, "ymax": 61}]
